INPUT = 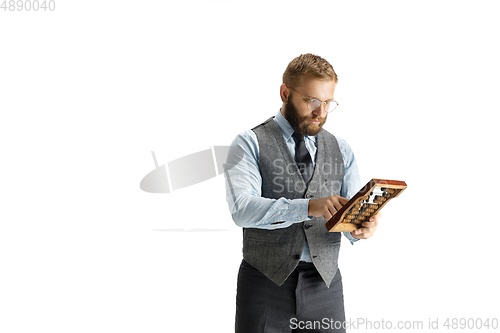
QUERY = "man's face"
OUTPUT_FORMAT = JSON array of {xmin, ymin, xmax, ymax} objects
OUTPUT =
[{"xmin": 283, "ymin": 76, "xmax": 336, "ymax": 136}]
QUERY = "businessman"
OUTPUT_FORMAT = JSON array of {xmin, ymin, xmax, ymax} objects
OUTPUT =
[{"xmin": 224, "ymin": 53, "xmax": 381, "ymax": 332}]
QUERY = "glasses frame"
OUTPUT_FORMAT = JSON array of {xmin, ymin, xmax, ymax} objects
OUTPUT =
[{"xmin": 288, "ymin": 85, "xmax": 338, "ymax": 113}]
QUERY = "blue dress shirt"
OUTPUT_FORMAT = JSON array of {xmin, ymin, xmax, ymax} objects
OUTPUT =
[{"xmin": 225, "ymin": 111, "xmax": 361, "ymax": 262}]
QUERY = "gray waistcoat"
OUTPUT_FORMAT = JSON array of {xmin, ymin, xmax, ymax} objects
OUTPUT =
[{"xmin": 243, "ymin": 117, "xmax": 345, "ymax": 287}]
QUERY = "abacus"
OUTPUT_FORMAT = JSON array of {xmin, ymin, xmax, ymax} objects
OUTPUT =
[{"xmin": 325, "ymin": 179, "xmax": 407, "ymax": 232}]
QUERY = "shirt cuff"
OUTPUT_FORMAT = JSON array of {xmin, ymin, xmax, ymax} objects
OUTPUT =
[
  {"xmin": 343, "ymin": 231, "xmax": 361, "ymax": 245},
  {"xmin": 287, "ymin": 198, "xmax": 311, "ymax": 222}
]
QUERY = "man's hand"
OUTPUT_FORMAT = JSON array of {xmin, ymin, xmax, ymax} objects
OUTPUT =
[
  {"xmin": 351, "ymin": 212, "xmax": 381, "ymax": 239},
  {"xmin": 308, "ymin": 195, "xmax": 349, "ymax": 221}
]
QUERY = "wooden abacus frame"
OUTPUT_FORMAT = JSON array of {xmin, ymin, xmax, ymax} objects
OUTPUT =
[{"xmin": 325, "ymin": 178, "xmax": 407, "ymax": 232}]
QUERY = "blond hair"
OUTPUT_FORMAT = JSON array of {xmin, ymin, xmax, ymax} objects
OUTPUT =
[{"xmin": 282, "ymin": 53, "xmax": 338, "ymax": 87}]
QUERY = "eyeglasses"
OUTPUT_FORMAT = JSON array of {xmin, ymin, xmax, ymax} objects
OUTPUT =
[{"xmin": 289, "ymin": 86, "xmax": 338, "ymax": 113}]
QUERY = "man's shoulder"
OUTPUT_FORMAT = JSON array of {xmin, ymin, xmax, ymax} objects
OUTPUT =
[
  {"xmin": 318, "ymin": 130, "xmax": 353, "ymax": 156},
  {"xmin": 334, "ymin": 135, "xmax": 349, "ymax": 147},
  {"xmin": 251, "ymin": 116, "xmax": 275, "ymax": 132},
  {"xmin": 231, "ymin": 116, "xmax": 276, "ymax": 149},
  {"xmin": 232, "ymin": 129, "xmax": 257, "ymax": 147},
  {"xmin": 318, "ymin": 128, "xmax": 340, "ymax": 145}
]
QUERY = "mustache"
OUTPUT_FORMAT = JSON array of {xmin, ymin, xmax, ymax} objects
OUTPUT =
[{"xmin": 309, "ymin": 116, "xmax": 325, "ymax": 121}]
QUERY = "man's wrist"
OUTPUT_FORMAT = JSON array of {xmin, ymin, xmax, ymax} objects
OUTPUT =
[
  {"xmin": 293, "ymin": 198, "xmax": 311, "ymax": 222},
  {"xmin": 343, "ymin": 231, "xmax": 360, "ymax": 244}
]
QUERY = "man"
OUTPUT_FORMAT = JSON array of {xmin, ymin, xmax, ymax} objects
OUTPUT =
[{"xmin": 224, "ymin": 54, "xmax": 381, "ymax": 332}]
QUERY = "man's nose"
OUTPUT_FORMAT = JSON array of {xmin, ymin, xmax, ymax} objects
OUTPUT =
[{"xmin": 312, "ymin": 104, "xmax": 326, "ymax": 117}]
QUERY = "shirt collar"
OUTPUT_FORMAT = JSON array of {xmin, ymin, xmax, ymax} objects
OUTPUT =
[{"xmin": 274, "ymin": 109, "xmax": 318, "ymax": 145}]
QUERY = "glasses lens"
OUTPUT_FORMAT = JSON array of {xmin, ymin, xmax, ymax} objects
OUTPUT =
[
  {"xmin": 308, "ymin": 99, "xmax": 321, "ymax": 111},
  {"xmin": 327, "ymin": 101, "xmax": 338, "ymax": 113},
  {"xmin": 307, "ymin": 99, "xmax": 338, "ymax": 112}
]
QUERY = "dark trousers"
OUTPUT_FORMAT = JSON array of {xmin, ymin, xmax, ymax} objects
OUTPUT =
[{"xmin": 235, "ymin": 259, "xmax": 346, "ymax": 333}]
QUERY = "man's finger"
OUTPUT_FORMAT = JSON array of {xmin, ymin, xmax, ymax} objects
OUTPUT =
[
  {"xmin": 338, "ymin": 196, "xmax": 349, "ymax": 205},
  {"xmin": 326, "ymin": 201, "xmax": 337, "ymax": 215},
  {"xmin": 354, "ymin": 229, "xmax": 372, "ymax": 239},
  {"xmin": 323, "ymin": 211, "xmax": 332, "ymax": 221}
]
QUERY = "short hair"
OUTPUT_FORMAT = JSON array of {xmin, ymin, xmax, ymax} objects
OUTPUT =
[{"xmin": 282, "ymin": 53, "xmax": 338, "ymax": 88}]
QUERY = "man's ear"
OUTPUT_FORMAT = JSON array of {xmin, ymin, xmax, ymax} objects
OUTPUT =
[{"xmin": 280, "ymin": 84, "xmax": 290, "ymax": 103}]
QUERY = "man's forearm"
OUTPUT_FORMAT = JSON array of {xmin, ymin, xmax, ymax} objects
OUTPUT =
[{"xmin": 229, "ymin": 194, "xmax": 311, "ymax": 229}]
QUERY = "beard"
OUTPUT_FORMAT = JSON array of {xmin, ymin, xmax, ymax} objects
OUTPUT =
[{"xmin": 283, "ymin": 94, "xmax": 327, "ymax": 136}]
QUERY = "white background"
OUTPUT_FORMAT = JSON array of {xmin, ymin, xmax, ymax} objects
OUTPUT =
[{"xmin": 1, "ymin": 1, "xmax": 499, "ymax": 332}]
